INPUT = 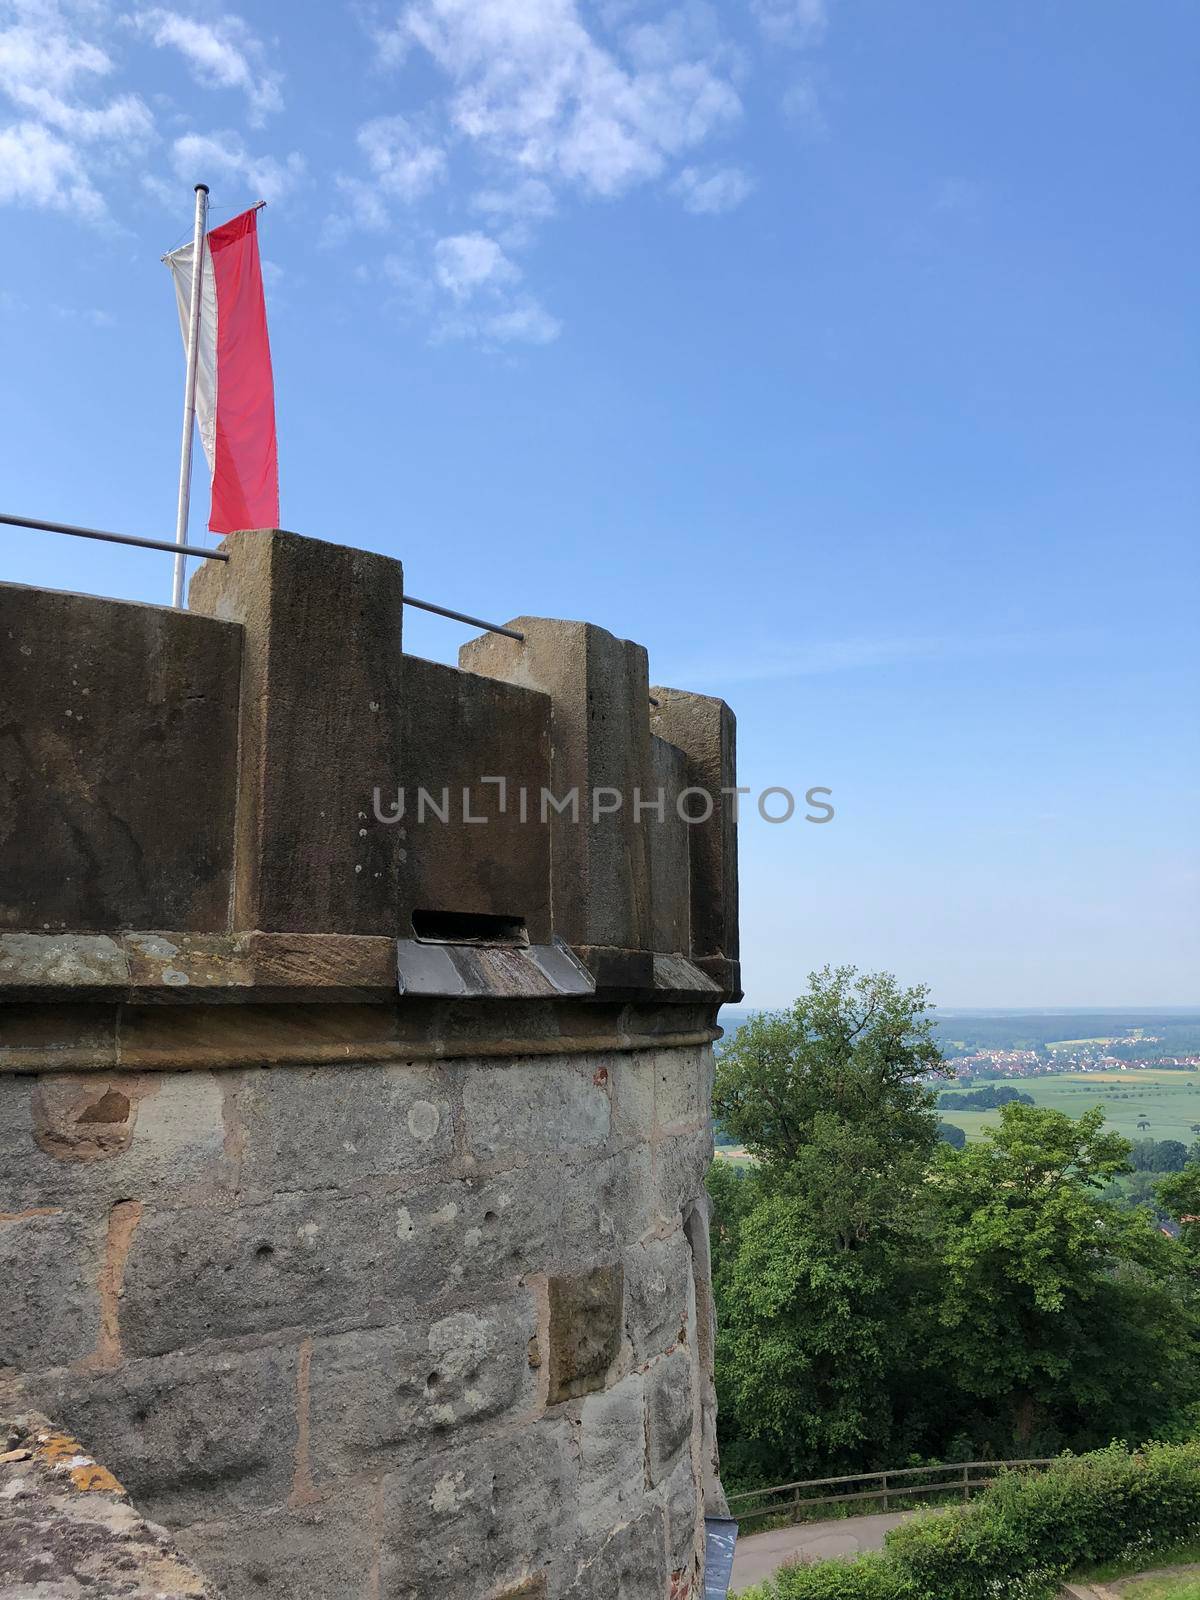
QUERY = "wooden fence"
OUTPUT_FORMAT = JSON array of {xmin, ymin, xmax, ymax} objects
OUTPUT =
[{"xmin": 726, "ymin": 1458, "xmax": 1055, "ymax": 1526}]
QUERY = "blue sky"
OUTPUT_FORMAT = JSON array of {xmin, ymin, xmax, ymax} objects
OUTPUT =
[{"xmin": 2, "ymin": 0, "xmax": 1197, "ymax": 1009}]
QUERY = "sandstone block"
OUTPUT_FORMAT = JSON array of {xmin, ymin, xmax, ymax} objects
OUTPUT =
[
  {"xmin": 234, "ymin": 1062, "xmax": 453, "ymax": 1197},
  {"xmin": 623, "ymin": 1230, "xmax": 691, "ymax": 1364},
  {"xmin": 309, "ymin": 1295, "xmax": 539, "ymax": 1478},
  {"xmin": 645, "ymin": 1349, "xmax": 693, "ymax": 1486},
  {"xmin": 578, "ymin": 1373, "xmax": 645, "ymax": 1535},
  {"xmin": 20, "ymin": 1343, "xmax": 298, "ymax": 1525},
  {"xmin": 463, "ymin": 1058, "xmax": 610, "ymax": 1161},
  {"xmin": 0, "ymin": 1208, "xmax": 104, "ymax": 1368},
  {"xmin": 380, "ymin": 1424, "xmax": 574, "ymax": 1599},
  {"xmin": 547, "ymin": 1264, "xmax": 623, "ymax": 1404}
]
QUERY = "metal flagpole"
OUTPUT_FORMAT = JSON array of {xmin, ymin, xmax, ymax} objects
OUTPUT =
[{"xmin": 171, "ymin": 182, "xmax": 209, "ymax": 610}]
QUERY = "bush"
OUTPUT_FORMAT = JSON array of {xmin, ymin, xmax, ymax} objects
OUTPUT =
[{"xmin": 745, "ymin": 1441, "xmax": 1200, "ymax": 1600}]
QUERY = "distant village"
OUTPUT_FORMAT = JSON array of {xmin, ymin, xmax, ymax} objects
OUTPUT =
[{"xmin": 946, "ymin": 1036, "xmax": 1200, "ymax": 1079}]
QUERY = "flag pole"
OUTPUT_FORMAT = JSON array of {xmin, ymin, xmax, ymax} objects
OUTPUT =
[{"xmin": 171, "ymin": 182, "xmax": 209, "ymax": 610}]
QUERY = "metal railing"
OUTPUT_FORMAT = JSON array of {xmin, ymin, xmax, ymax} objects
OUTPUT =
[
  {"xmin": 2, "ymin": 511, "xmax": 525, "ymax": 642},
  {"xmin": 726, "ymin": 1458, "xmax": 1056, "ymax": 1525}
]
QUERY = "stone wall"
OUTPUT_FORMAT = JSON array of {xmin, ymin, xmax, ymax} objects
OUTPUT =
[
  {"xmin": 0, "ymin": 529, "xmax": 738, "ymax": 1598},
  {"xmin": 1, "ymin": 1014, "xmax": 721, "ymax": 1598}
]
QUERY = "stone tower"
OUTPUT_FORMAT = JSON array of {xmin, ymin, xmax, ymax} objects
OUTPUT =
[{"xmin": 0, "ymin": 529, "xmax": 740, "ymax": 1598}]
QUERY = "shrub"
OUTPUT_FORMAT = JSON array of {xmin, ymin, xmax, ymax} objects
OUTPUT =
[{"xmin": 745, "ymin": 1442, "xmax": 1200, "ymax": 1600}]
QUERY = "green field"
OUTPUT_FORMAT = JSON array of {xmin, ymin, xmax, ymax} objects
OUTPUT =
[{"xmin": 942, "ymin": 1069, "xmax": 1200, "ymax": 1145}]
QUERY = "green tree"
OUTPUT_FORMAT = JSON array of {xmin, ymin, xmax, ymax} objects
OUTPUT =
[
  {"xmin": 931, "ymin": 1104, "xmax": 1200, "ymax": 1451},
  {"xmin": 709, "ymin": 968, "xmax": 948, "ymax": 1483},
  {"xmin": 1158, "ymin": 1163, "xmax": 1200, "ymax": 1259}
]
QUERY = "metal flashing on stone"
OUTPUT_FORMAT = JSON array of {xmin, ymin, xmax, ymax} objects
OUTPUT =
[{"xmin": 395, "ymin": 936, "xmax": 594, "ymax": 998}]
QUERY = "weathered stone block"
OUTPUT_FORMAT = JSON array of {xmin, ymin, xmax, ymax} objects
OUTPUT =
[
  {"xmin": 0, "ymin": 1208, "xmax": 104, "ymax": 1368},
  {"xmin": 649, "ymin": 687, "xmax": 739, "ymax": 966},
  {"xmin": 623, "ymin": 1230, "xmax": 691, "ymax": 1364},
  {"xmin": 19, "ymin": 1343, "xmax": 298, "ymax": 1525},
  {"xmin": 652, "ymin": 1044, "xmax": 705, "ymax": 1131},
  {"xmin": 461, "ymin": 617, "xmax": 654, "ymax": 952},
  {"xmin": 400, "ymin": 655, "xmax": 553, "ymax": 945},
  {"xmin": 119, "ymin": 1190, "xmax": 438, "ymax": 1356},
  {"xmin": 648, "ymin": 734, "xmax": 691, "ymax": 955},
  {"xmin": 561, "ymin": 1508, "xmax": 667, "ymax": 1600},
  {"xmin": 561, "ymin": 1144, "xmax": 656, "ymax": 1258},
  {"xmin": 658, "ymin": 1452, "xmax": 701, "ymax": 1572},
  {"xmin": 190, "ymin": 529, "xmax": 406, "ymax": 935},
  {"xmin": 234, "ymin": 1062, "xmax": 453, "ymax": 1197},
  {"xmin": 379, "ymin": 1423, "xmax": 574, "ymax": 1599},
  {"xmin": 646, "ymin": 1349, "xmax": 693, "ymax": 1486},
  {"xmin": 463, "ymin": 1058, "xmax": 610, "ymax": 1161},
  {"xmin": 0, "ymin": 1070, "xmax": 230, "ymax": 1214},
  {"xmin": 578, "ymin": 1373, "xmax": 645, "ymax": 1535},
  {"xmin": 175, "ymin": 1482, "xmax": 378, "ymax": 1600},
  {"xmin": 652, "ymin": 1127, "xmax": 713, "ymax": 1228},
  {"xmin": 547, "ymin": 1264, "xmax": 622, "ymax": 1403},
  {"xmin": 0, "ymin": 582, "xmax": 240, "ymax": 934},
  {"xmin": 309, "ymin": 1295, "xmax": 539, "ymax": 1478}
]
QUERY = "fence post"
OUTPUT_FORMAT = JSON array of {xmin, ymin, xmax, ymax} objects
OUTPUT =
[
  {"xmin": 880, "ymin": 1472, "xmax": 889, "ymax": 1512},
  {"xmin": 962, "ymin": 1463, "xmax": 970, "ymax": 1503}
]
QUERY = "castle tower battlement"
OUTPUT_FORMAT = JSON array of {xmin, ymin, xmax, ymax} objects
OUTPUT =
[{"xmin": 0, "ymin": 529, "xmax": 738, "ymax": 1599}]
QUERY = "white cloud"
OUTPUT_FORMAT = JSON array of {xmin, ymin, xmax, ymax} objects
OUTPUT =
[
  {"xmin": 672, "ymin": 161, "xmax": 754, "ymax": 213},
  {"xmin": 172, "ymin": 130, "xmax": 304, "ymax": 205},
  {"xmin": 0, "ymin": 7, "xmax": 152, "ymax": 216},
  {"xmin": 484, "ymin": 298, "xmax": 560, "ymax": 344},
  {"xmin": 358, "ymin": 115, "xmax": 445, "ymax": 199},
  {"xmin": 471, "ymin": 177, "xmax": 556, "ymax": 223},
  {"xmin": 132, "ymin": 9, "xmax": 282, "ymax": 124},
  {"xmin": 433, "ymin": 230, "xmax": 519, "ymax": 299},
  {"xmin": 0, "ymin": 118, "xmax": 104, "ymax": 215},
  {"xmin": 749, "ymin": 0, "xmax": 826, "ymax": 47},
  {"xmin": 392, "ymin": 0, "xmax": 742, "ymax": 198}
]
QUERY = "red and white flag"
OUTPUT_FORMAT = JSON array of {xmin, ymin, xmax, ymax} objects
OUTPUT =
[{"xmin": 165, "ymin": 206, "xmax": 279, "ymax": 535}]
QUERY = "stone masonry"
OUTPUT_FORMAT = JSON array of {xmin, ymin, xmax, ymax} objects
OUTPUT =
[{"xmin": 0, "ymin": 529, "xmax": 739, "ymax": 1599}]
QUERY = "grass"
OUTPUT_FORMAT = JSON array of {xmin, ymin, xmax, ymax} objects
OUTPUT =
[
  {"xmin": 1118, "ymin": 1577, "xmax": 1200, "ymax": 1599},
  {"xmin": 942, "ymin": 1069, "xmax": 1200, "ymax": 1145},
  {"xmin": 1074, "ymin": 1541, "xmax": 1200, "ymax": 1584}
]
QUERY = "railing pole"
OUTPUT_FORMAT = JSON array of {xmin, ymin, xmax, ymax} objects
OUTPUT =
[
  {"xmin": 881, "ymin": 1471, "xmax": 889, "ymax": 1512},
  {"xmin": 962, "ymin": 1463, "xmax": 970, "ymax": 1503}
]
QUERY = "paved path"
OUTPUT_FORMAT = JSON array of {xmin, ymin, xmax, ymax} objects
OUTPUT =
[{"xmin": 730, "ymin": 1510, "xmax": 917, "ymax": 1591}]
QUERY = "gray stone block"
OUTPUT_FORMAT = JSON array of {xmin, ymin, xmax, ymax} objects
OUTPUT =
[
  {"xmin": 645, "ymin": 1349, "xmax": 693, "ymax": 1486},
  {"xmin": 380, "ymin": 1423, "xmax": 574, "ymax": 1599},
  {"xmin": 401, "ymin": 655, "xmax": 553, "ymax": 945},
  {"xmin": 309, "ymin": 1295, "xmax": 539, "ymax": 1478},
  {"xmin": 190, "ymin": 528, "xmax": 406, "ymax": 935},
  {"xmin": 651, "ymin": 1127, "xmax": 713, "ymax": 1228},
  {"xmin": 175, "ymin": 1481, "xmax": 378, "ymax": 1600},
  {"xmin": 119, "ymin": 1189, "xmax": 443, "ymax": 1356},
  {"xmin": 578, "ymin": 1373, "xmax": 645, "ymax": 1535},
  {"xmin": 234, "ymin": 1062, "xmax": 453, "ymax": 1197},
  {"xmin": 658, "ymin": 1452, "xmax": 700, "ymax": 1572},
  {"xmin": 623, "ymin": 1231, "xmax": 691, "ymax": 1364},
  {"xmin": 461, "ymin": 617, "xmax": 654, "ymax": 952},
  {"xmin": 649, "ymin": 687, "xmax": 739, "ymax": 966},
  {"xmin": 648, "ymin": 735, "xmax": 691, "ymax": 955},
  {"xmin": 0, "ymin": 1208, "xmax": 104, "ymax": 1368},
  {"xmin": 0, "ymin": 581, "xmax": 240, "ymax": 934},
  {"xmin": 0, "ymin": 1070, "xmax": 230, "ymax": 1213},
  {"xmin": 547, "ymin": 1264, "xmax": 622, "ymax": 1403},
  {"xmin": 651, "ymin": 1044, "xmax": 705, "ymax": 1131},
  {"xmin": 20, "ymin": 1343, "xmax": 299, "ymax": 1525},
  {"xmin": 463, "ymin": 1058, "xmax": 610, "ymax": 1161},
  {"xmin": 560, "ymin": 1509, "xmax": 667, "ymax": 1600},
  {"xmin": 560, "ymin": 1144, "xmax": 655, "ymax": 1258}
]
